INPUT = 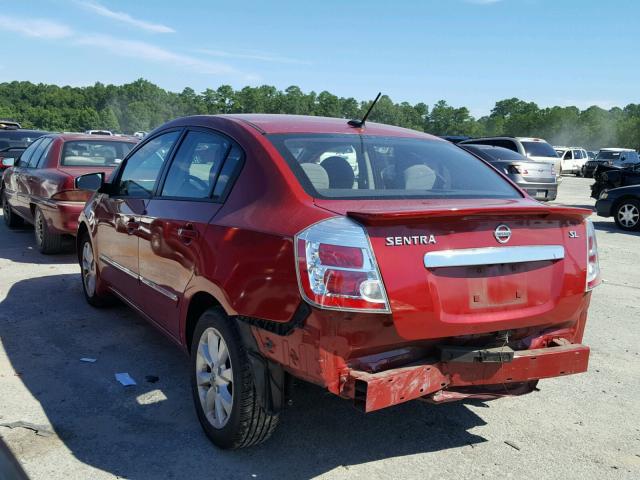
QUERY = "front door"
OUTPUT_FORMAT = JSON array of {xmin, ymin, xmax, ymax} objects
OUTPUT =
[
  {"xmin": 95, "ymin": 130, "xmax": 182, "ymax": 309},
  {"xmin": 138, "ymin": 130, "xmax": 235, "ymax": 338}
]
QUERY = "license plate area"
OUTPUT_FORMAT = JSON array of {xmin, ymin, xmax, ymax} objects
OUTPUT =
[{"xmin": 535, "ymin": 190, "xmax": 547, "ymax": 199}]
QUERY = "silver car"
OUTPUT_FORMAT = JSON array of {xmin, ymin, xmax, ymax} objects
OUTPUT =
[{"xmin": 459, "ymin": 144, "xmax": 558, "ymax": 201}]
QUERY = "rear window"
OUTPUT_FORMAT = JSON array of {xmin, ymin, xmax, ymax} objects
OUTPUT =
[
  {"xmin": 0, "ymin": 131, "xmax": 47, "ymax": 150},
  {"xmin": 466, "ymin": 145, "xmax": 524, "ymax": 161},
  {"xmin": 521, "ymin": 141, "xmax": 558, "ymax": 158},
  {"xmin": 268, "ymin": 134, "xmax": 520, "ymax": 200},
  {"xmin": 61, "ymin": 141, "xmax": 135, "ymax": 167},
  {"xmin": 596, "ymin": 151, "xmax": 620, "ymax": 161}
]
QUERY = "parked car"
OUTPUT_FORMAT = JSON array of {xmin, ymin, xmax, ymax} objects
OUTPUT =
[
  {"xmin": 1, "ymin": 134, "xmax": 137, "ymax": 253},
  {"xmin": 459, "ymin": 144, "xmax": 557, "ymax": 201},
  {"xmin": 582, "ymin": 148, "xmax": 639, "ymax": 178},
  {"xmin": 590, "ymin": 162, "xmax": 640, "ymax": 199},
  {"xmin": 0, "ymin": 125, "xmax": 49, "ymax": 178},
  {"xmin": 587, "ymin": 151, "xmax": 597, "ymax": 161},
  {"xmin": 133, "ymin": 131, "xmax": 147, "ymax": 139},
  {"xmin": 459, "ymin": 137, "xmax": 561, "ymax": 176},
  {"xmin": 596, "ymin": 184, "xmax": 640, "ymax": 231},
  {"xmin": 74, "ymin": 114, "xmax": 599, "ymax": 449},
  {"xmin": 553, "ymin": 146, "xmax": 589, "ymax": 175}
]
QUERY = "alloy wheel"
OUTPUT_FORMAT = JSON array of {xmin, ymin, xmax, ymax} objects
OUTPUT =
[
  {"xmin": 617, "ymin": 203, "xmax": 639, "ymax": 228},
  {"xmin": 81, "ymin": 241, "xmax": 97, "ymax": 296},
  {"xmin": 195, "ymin": 327, "xmax": 234, "ymax": 429}
]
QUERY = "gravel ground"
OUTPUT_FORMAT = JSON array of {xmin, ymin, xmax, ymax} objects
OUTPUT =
[{"xmin": 0, "ymin": 176, "xmax": 639, "ymax": 480}]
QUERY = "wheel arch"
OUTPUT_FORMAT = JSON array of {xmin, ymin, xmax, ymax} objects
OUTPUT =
[
  {"xmin": 183, "ymin": 290, "xmax": 226, "ymax": 353},
  {"xmin": 76, "ymin": 221, "xmax": 89, "ymax": 263},
  {"xmin": 613, "ymin": 195, "xmax": 640, "ymax": 212}
]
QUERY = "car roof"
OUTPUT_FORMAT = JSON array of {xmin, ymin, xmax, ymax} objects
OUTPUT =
[
  {"xmin": 46, "ymin": 133, "xmax": 138, "ymax": 142},
  {"xmin": 169, "ymin": 114, "xmax": 441, "ymax": 139},
  {"xmin": 599, "ymin": 147, "xmax": 635, "ymax": 152},
  {"xmin": 0, "ymin": 129, "xmax": 49, "ymax": 135}
]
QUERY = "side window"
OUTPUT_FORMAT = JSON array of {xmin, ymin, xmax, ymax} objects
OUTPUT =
[
  {"xmin": 563, "ymin": 150, "xmax": 572, "ymax": 160},
  {"xmin": 160, "ymin": 131, "xmax": 230, "ymax": 199},
  {"xmin": 33, "ymin": 138, "xmax": 53, "ymax": 168},
  {"xmin": 116, "ymin": 131, "xmax": 180, "ymax": 197},
  {"xmin": 212, "ymin": 146, "xmax": 244, "ymax": 200},
  {"xmin": 27, "ymin": 138, "xmax": 52, "ymax": 168},
  {"xmin": 18, "ymin": 138, "xmax": 42, "ymax": 167}
]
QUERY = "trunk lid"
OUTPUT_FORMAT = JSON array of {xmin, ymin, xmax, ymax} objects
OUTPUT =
[{"xmin": 316, "ymin": 198, "xmax": 591, "ymax": 340}]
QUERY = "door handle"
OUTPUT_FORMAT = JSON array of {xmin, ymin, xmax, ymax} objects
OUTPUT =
[
  {"xmin": 126, "ymin": 217, "xmax": 139, "ymax": 234},
  {"xmin": 178, "ymin": 223, "xmax": 198, "ymax": 243}
]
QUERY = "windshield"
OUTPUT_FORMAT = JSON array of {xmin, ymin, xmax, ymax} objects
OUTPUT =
[
  {"xmin": 521, "ymin": 141, "xmax": 558, "ymax": 158},
  {"xmin": 596, "ymin": 151, "xmax": 621, "ymax": 161},
  {"xmin": 268, "ymin": 134, "xmax": 521, "ymax": 200},
  {"xmin": 61, "ymin": 140, "xmax": 134, "ymax": 167}
]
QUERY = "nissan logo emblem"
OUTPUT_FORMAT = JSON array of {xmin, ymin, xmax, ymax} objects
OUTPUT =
[{"xmin": 494, "ymin": 224, "xmax": 511, "ymax": 244}]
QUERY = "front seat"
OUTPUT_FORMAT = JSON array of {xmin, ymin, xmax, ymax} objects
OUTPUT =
[{"xmin": 320, "ymin": 156, "xmax": 355, "ymax": 189}]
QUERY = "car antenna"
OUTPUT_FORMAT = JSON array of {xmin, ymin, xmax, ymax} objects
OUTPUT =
[{"xmin": 348, "ymin": 92, "xmax": 382, "ymax": 128}]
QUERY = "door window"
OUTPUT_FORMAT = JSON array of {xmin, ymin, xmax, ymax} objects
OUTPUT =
[
  {"xmin": 161, "ymin": 131, "xmax": 231, "ymax": 199},
  {"xmin": 116, "ymin": 131, "xmax": 180, "ymax": 197},
  {"xmin": 17, "ymin": 138, "xmax": 42, "ymax": 167},
  {"xmin": 26, "ymin": 138, "xmax": 52, "ymax": 168},
  {"xmin": 32, "ymin": 138, "xmax": 53, "ymax": 168},
  {"xmin": 563, "ymin": 150, "xmax": 573, "ymax": 160}
]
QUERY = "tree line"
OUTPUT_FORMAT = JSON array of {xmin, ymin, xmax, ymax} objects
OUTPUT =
[{"xmin": 1, "ymin": 79, "xmax": 638, "ymax": 150}]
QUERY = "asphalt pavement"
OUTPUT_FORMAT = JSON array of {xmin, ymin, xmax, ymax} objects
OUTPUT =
[{"xmin": 0, "ymin": 176, "xmax": 638, "ymax": 479}]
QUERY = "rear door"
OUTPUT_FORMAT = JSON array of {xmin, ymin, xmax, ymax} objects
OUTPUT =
[
  {"xmin": 138, "ymin": 129, "xmax": 242, "ymax": 338},
  {"xmin": 10, "ymin": 138, "xmax": 44, "ymax": 218},
  {"xmin": 95, "ymin": 130, "xmax": 181, "ymax": 309}
]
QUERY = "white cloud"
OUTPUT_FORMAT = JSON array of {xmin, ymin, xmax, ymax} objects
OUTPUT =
[
  {"xmin": 76, "ymin": 1, "xmax": 174, "ymax": 33},
  {"xmin": 197, "ymin": 48, "xmax": 311, "ymax": 65},
  {"xmin": 0, "ymin": 15, "xmax": 73, "ymax": 39},
  {"xmin": 75, "ymin": 35, "xmax": 236, "ymax": 75}
]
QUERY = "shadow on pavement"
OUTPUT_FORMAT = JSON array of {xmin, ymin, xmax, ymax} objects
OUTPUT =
[
  {"xmin": 0, "ymin": 274, "xmax": 488, "ymax": 480},
  {"xmin": 0, "ymin": 214, "xmax": 76, "ymax": 264}
]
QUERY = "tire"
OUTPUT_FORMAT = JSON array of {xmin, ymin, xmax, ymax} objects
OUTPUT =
[
  {"xmin": 614, "ymin": 199, "xmax": 640, "ymax": 231},
  {"xmin": 2, "ymin": 190, "xmax": 23, "ymax": 228},
  {"xmin": 34, "ymin": 207, "xmax": 63, "ymax": 254},
  {"xmin": 190, "ymin": 308, "xmax": 279, "ymax": 449},
  {"xmin": 79, "ymin": 233, "xmax": 112, "ymax": 307}
]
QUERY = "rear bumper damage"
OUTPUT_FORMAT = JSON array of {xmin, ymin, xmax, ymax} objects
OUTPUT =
[{"xmin": 341, "ymin": 343, "xmax": 589, "ymax": 412}]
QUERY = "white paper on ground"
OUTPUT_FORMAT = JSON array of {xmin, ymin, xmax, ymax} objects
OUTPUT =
[{"xmin": 115, "ymin": 372, "xmax": 137, "ymax": 386}]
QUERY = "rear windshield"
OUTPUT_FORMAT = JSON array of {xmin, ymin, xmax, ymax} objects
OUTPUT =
[
  {"xmin": 0, "ymin": 131, "xmax": 47, "ymax": 150},
  {"xmin": 268, "ymin": 134, "xmax": 521, "ymax": 200},
  {"xmin": 521, "ymin": 141, "xmax": 558, "ymax": 158},
  {"xmin": 61, "ymin": 140, "xmax": 135, "ymax": 167},
  {"xmin": 465, "ymin": 145, "xmax": 524, "ymax": 161}
]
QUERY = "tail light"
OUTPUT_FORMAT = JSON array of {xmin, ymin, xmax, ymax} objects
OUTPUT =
[
  {"xmin": 585, "ymin": 219, "xmax": 601, "ymax": 291},
  {"xmin": 295, "ymin": 217, "xmax": 390, "ymax": 313},
  {"xmin": 51, "ymin": 189, "xmax": 92, "ymax": 202}
]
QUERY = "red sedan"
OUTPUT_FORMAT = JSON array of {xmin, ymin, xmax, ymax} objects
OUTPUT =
[
  {"xmin": 74, "ymin": 114, "xmax": 599, "ymax": 449},
  {"xmin": 2, "ymin": 133, "xmax": 137, "ymax": 253}
]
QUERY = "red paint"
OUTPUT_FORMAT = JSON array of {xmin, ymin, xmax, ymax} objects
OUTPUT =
[{"xmin": 77, "ymin": 115, "xmax": 596, "ymax": 412}]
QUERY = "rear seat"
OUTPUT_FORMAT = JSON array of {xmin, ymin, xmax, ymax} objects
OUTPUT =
[{"xmin": 63, "ymin": 156, "xmax": 107, "ymax": 166}]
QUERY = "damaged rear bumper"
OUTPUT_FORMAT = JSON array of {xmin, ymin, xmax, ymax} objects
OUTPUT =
[{"xmin": 342, "ymin": 343, "xmax": 589, "ymax": 412}]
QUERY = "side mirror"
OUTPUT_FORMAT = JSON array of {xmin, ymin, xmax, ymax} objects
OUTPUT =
[
  {"xmin": 75, "ymin": 172, "xmax": 105, "ymax": 191},
  {"xmin": 1, "ymin": 158, "xmax": 15, "ymax": 167}
]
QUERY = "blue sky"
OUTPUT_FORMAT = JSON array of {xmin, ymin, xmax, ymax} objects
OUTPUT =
[{"xmin": 1, "ymin": 0, "xmax": 639, "ymax": 116}]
